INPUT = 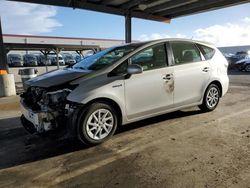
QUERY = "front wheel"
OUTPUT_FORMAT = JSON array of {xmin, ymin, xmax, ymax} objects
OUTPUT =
[
  {"xmin": 245, "ymin": 64, "xmax": 250, "ymax": 72},
  {"xmin": 77, "ymin": 102, "xmax": 118, "ymax": 145},
  {"xmin": 199, "ymin": 84, "xmax": 220, "ymax": 112}
]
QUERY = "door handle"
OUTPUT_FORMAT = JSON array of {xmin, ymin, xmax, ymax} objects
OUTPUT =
[
  {"xmin": 163, "ymin": 74, "xmax": 173, "ymax": 81},
  {"xmin": 202, "ymin": 67, "xmax": 210, "ymax": 72}
]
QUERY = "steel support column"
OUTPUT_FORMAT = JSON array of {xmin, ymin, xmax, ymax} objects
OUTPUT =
[
  {"xmin": 40, "ymin": 50, "xmax": 51, "ymax": 73},
  {"xmin": 76, "ymin": 50, "xmax": 84, "ymax": 59},
  {"xmin": 125, "ymin": 13, "xmax": 132, "ymax": 43},
  {"xmin": 56, "ymin": 48, "xmax": 59, "ymax": 69},
  {"xmin": 0, "ymin": 17, "xmax": 8, "ymax": 72},
  {"xmin": 53, "ymin": 48, "xmax": 61, "ymax": 69}
]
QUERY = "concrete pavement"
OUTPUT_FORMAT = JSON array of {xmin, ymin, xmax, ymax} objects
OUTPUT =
[{"xmin": 0, "ymin": 71, "xmax": 249, "ymax": 188}]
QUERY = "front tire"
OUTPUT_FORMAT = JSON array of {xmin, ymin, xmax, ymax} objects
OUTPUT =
[
  {"xmin": 245, "ymin": 64, "xmax": 250, "ymax": 72},
  {"xmin": 199, "ymin": 84, "xmax": 220, "ymax": 112},
  {"xmin": 77, "ymin": 102, "xmax": 118, "ymax": 145}
]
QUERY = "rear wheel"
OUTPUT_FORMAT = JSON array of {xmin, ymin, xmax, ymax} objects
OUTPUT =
[
  {"xmin": 77, "ymin": 102, "xmax": 118, "ymax": 145},
  {"xmin": 199, "ymin": 84, "xmax": 220, "ymax": 112}
]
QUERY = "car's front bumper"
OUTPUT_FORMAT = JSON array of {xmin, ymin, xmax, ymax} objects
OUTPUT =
[
  {"xmin": 20, "ymin": 99, "xmax": 57, "ymax": 134},
  {"xmin": 234, "ymin": 63, "xmax": 245, "ymax": 70},
  {"xmin": 20, "ymin": 98, "xmax": 82, "ymax": 137},
  {"xmin": 11, "ymin": 62, "xmax": 23, "ymax": 66}
]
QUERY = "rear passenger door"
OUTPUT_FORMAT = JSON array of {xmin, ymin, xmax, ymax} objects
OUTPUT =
[{"xmin": 170, "ymin": 41, "xmax": 211, "ymax": 106}]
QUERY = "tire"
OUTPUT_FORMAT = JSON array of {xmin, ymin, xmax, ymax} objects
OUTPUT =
[
  {"xmin": 199, "ymin": 84, "xmax": 220, "ymax": 112},
  {"xmin": 239, "ymin": 66, "xmax": 244, "ymax": 71},
  {"xmin": 76, "ymin": 102, "xmax": 118, "ymax": 145},
  {"xmin": 245, "ymin": 64, "xmax": 250, "ymax": 72}
]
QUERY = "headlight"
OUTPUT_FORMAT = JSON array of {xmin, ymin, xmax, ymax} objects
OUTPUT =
[{"xmin": 43, "ymin": 89, "xmax": 72, "ymax": 105}]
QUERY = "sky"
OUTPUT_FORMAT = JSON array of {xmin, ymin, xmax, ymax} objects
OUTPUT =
[{"xmin": 0, "ymin": 0, "xmax": 250, "ymax": 47}]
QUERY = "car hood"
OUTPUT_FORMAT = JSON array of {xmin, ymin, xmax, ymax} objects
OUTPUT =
[
  {"xmin": 26, "ymin": 68, "xmax": 92, "ymax": 88},
  {"xmin": 235, "ymin": 59, "xmax": 250, "ymax": 64}
]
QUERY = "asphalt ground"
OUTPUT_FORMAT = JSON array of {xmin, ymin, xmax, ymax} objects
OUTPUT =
[{"xmin": 0, "ymin": 70, "xmax": 249, "ymax": 188}]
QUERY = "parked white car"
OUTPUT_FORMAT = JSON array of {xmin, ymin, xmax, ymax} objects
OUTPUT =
[
  {"xmin": 20, "ymin": 39, "xmax": 229, "ymax": 145},
  {"xmin": 50, "ymin": 54, "xmax": 65, "ymax": 66},
  {"xmin": 62, "ymin": 53, "xmax": 76, "ymax": 65}
]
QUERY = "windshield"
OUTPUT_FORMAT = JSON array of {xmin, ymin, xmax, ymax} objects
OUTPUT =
[
  {"xmin": 64, "ymin": 55, "xmax": 74, "ymax": 60},
  {"xmin": 26, "ymin": 56, "xmax": 36, "ymax": 60},
  {"xmin": 11, "ymin": 56, "xmax": 21, "ymax": 60},
  {"xmin": 72, "ymin": 45, "xmax": 137, "ymax": 71}
]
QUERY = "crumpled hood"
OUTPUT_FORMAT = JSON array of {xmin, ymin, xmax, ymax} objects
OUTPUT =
[{"xmin": 26, "ymin": 68, "xmax": 91, "ymax": 88}]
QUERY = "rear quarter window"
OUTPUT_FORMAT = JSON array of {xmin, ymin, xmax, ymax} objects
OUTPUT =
[
  {"xmin": 196, "ymin": 44, "xmax": 215, "ymax": 60},
  {"xmin": 170, "ymin": 41, "xmax": 202, "ymax": 65}
]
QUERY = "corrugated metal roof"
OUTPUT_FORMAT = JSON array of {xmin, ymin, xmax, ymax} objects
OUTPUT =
[{"xmin": 9, "ymin": 0, "xmax": 250, "ymax": 22}]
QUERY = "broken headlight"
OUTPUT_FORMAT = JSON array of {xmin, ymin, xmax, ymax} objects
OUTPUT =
[{"xmin": 42, "ymin": 88, "xmax": 72, "ymax": 107}]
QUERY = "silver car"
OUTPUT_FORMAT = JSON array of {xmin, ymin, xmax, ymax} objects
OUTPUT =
[
  {"xmin": 7, "ymin": 54, "xmax": 23, "ymax": 67},
  {"xmin": 20, "ymin": 39, "xmax": 229, "ymax": 145},
  {"xmin": 23, "ymin": 54, "xmax": 38, "ymax": 66}
]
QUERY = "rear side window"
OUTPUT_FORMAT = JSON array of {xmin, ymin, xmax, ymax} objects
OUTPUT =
[
  {"xmin": 196, "ymin": 44, "xmax": 215, "ymax": 60},
  {"xmin": 170, "ymin": 42, "xmax": 202, "ymax": 65}
]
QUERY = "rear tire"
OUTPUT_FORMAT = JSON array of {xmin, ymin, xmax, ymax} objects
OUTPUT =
[
  {"xmin": 76, "ymin": 102, "xmax": 118, "ymax": 146},
  {"xmin": 199, "ymin": 84, "xmax": 220, "ymax": 112}
]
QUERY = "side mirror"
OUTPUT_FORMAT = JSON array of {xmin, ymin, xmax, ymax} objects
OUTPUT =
[{"xmin": 127, "ymin": 64, "xmax": 143, "ymax": 75}]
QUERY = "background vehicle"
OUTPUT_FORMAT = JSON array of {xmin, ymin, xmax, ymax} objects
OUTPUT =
[
  {"xmin": 83, "ymin": 50, "xmax": 94, "ymax": 58},
  {"xmin": 223, "ymin": 53, "xmax": 234, "ymax": 58},
  {"xmin": 72, "ymin": 53, "xmax": 83, "ymax": 63},
  {"xmin": 234, "ymin": 55, "xmax": 250, "ymax": 71},
  {"xmin": 50, "ymin": 54, "xmax": 65, "ymax": 66},
  {"xmin": 20, "ymin": 39, "xmax": 229, "ymax": 146},
  {"xmin": 244, "ymin": 61, "xmax": 250, "ymax": 72},
  {"xmin": 235, "ymin": 51, "xmax": 248, "ymax": 59},
  {"xmin": 38, "ymin": 55, "xmax": 52, "ymax": 66},
  {"xmin": 62, "ymin": 53, "xmax": 76, "ymax": 65},
  {"xmin": 224, "ymin": 52, "xmax": 249, "ymax": 70},
  {"xmin": 7, "ymin": 54, "xmax": 23, "ymax": 67},
  {"xmin": 23, "ymin": 54, "xmax": 38, "ymax": 66}
]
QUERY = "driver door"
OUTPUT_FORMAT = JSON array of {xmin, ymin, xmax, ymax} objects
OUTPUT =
[{"xmin": 124, "ymin": 43, "xmax": 174, "ymax": 121}]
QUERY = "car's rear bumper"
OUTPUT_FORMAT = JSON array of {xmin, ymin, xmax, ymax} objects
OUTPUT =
[{"xmin": 221, "ymin": 76, "xmax": 229, "ymax": 97}]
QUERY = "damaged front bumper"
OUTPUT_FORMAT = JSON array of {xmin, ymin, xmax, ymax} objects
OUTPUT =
[
  {"xmin": 20, "ymin": 99, "xmax": 58, "ymax": 134},
  {"xmin": 20, "ymin": 98, "xmax": 82, "ymax": 137}
]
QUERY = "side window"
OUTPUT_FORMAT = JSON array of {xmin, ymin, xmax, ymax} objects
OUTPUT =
[
  {"xmin": 109, "ymin": 61, "xmax": 128, "ymax": 76},
  {"xmin": 171, "ymin": 42, "xmax": 202, "ymax": 65},
  {"xmin": 131, "ymin": 44, "xmax": 167, "ymax": 71},
  {"xmin": 196, "ymin": 44, "xmax": 215, "ymax": 60}
]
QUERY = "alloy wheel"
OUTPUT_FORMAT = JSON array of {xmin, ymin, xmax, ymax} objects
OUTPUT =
[
  {"xmin": 86, "ymin": 109, "xmax": 114, "ymax": 140},
  {"xmin": 206, "ymin": 87, "xmax": 219, "ymax": 109},
  {"xmin": 245, "ymin": 65, "xmax": 250, "ymax": 72}
]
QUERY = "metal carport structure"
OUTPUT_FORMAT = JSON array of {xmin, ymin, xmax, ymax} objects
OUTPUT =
[
  {"xmin": 7, "ymin": 0, "xmax": 250, "ymax": 43},
  {"xmin": 4, "ymin": 43, "xmax": 100, "ymax": 52},
  {"xmin": 5, "ymin": 42, "xmax": 100, "ymax": 71}
]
